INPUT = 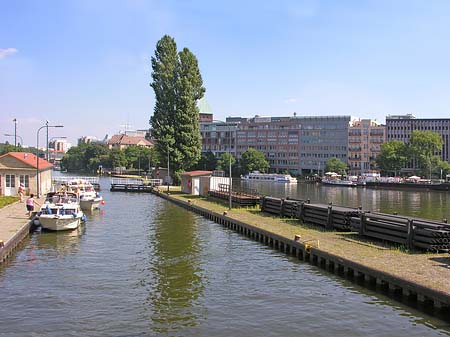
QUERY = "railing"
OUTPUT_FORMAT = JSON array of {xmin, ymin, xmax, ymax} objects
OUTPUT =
[{"xmin": 53, "ymin": 176, "xmax": 100, "ymax": 184}]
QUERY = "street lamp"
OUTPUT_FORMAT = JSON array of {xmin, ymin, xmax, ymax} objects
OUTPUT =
[
  {"xmin": 167, "ymin": 144, "xmax": 170, "ymax": 193},
  {"xmin": 212, "ymin": 119, "xmax": 234, "ymax": 210},
  {"xmin": 4, "ymin": 133, "xmax": 23, "ymax": 147},
  {"xmin": 36, "ymin": 123, "xmax": 64, "ymax": 197},
  {"xmin": 13, "ymin": 118, "xmax": 17, "ymax": 148}
]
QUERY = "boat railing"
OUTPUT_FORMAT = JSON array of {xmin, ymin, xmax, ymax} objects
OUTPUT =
[
  {"xmin": 110, "ymin": 178, "xmax": 144, "ymax": 186},
  {"xmin": 53, "ymin": 176, "xmax": 100, "ymax": 184}
]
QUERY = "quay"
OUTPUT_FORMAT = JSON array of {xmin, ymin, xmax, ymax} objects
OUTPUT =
[
  {"xmin": 0, "ymin": 198, "xmax": 44, "ymax": 264},
  {"xmin": 150, "ymin": 188, "xmax": 450, "ymax": 314},
  {"xmin": 110, "ymin": 178, "xmax": 163, "ymax": 192}
]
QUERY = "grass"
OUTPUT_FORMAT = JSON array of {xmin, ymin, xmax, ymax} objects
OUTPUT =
[{"xmin": 0, "ymin": 196, "xmax": 19, "ymax": 209}]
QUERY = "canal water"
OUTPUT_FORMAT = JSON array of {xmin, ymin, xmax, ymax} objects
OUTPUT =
[
  {"xmin": 241, "ymin": 181, "xmax": 450, "ymax": 221},
  {"xmin": 0, "ymin": 179, "xmax": 449, "ymax": 336}
]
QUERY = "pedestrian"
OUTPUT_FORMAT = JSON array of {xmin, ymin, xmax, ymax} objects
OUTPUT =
[
  {"xmin": 18, "ymin": 183, "xmax": 24, "ymax": 202},
  {"xmin": 26, "ymin": 194, "xmax": 40, "ymax": 217}
]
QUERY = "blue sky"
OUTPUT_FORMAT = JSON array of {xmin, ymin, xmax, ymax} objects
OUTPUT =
[{"xmin": 2, "ymin": 0, "xmax": 450, "ymax": 146}]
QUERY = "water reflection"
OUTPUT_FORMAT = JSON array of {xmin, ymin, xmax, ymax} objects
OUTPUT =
[
  {"xmin": 147, "ymin": 202, "xmax": 204, "ymax": 334},
  {"xmin": 33, "ymin": 226, "xmax": 85, "ymax": 258},
  {"xmin": 240, "ymin": 180, "xmax": 450, "ymax": 221}
]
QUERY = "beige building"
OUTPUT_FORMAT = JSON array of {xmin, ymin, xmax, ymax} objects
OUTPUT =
[
  {"xmin": 107, "ymin": 134, "xmax": 153, "ymax": 150},
  {"xmin": 0, "ymin": 152, "xmax": 53, "ymax": 196},
  {"xmin": 348, "ymin": 119, "xmax": 386, "ymax": 175}
]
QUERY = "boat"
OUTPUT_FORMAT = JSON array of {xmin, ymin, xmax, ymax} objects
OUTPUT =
[
  {"xmin": 241, "ymin": 171, "xmax": 298, "ymax": 183},
  {"xmin": 321, "ymin": 172, "xmax": 357, "ymax": 186},
  {"xmin": 38, "ymin": 192, "xmax": 86, "ymax": 231},
  {"xmin": 57, "ymin": 178, "xmax": 104, "ymax": 211},
  {"xmin": 321, "ymin": 178, "xmax": 357, "ymax": 186}
]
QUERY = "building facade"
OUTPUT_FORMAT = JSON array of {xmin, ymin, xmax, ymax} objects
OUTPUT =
[
  {"xmin": 348, "ymin": 119, "xmax": 386, "ymax": 175},
  {"xmin": 386, "ymin": 115, "xmax": 450, "ymax": 164},
  {"xmin": 200, "ymin": 115, "xmax": 351, "ymax": 175},
  {"xmin": 0, "ymin": 152, "xmax": 53, "ymax": 196}
]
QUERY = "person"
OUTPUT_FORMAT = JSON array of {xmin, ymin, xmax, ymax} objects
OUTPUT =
[
  {"xmin": 18, "ymin": 183, "xmax": 24, "ymax": 202},
  {"xmin": 26, "ymin": 194, "xmax": 40, "ymax": 217}
]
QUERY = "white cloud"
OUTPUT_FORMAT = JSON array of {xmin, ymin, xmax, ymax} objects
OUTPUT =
[
  {"xmin": 284, "ymin": 98, "xmax": 298, "ymax": 104},
  {"xmin": 0, "ymin": 48, "xmax": 18, "ymax": 58}
]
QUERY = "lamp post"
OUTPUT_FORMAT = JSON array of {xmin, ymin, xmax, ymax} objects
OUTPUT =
[
  {"xmin": 167, "ymin": 145, "xmax": 170, "ymax": 193},
  {"xmin": 36, "ymin": 123, "xmax": 64, "ymax": 197},
  {"xmin": 13, "ymin": 118, "xmax": 17, "ymax": 148},
  {"xmin": 4, "ymin": 133, "xmax": 23, "ymax": 147},
  {"xmin": 212, "ymin": 119, "xmax": 234, "ymax": 210}
]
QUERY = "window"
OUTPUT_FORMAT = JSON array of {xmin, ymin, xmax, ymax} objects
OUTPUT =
[
  {"xmin": 6, "ymin": 175, "xmax": 15, "ymax": 188},
  {"xmin": 19, "ymin": 175, "xmax": 30, "ymax": 188}
]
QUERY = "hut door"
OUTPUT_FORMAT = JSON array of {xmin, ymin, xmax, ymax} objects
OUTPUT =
[{"xmin": 5, "ymin": 174, "xmax": 16, "ymax": 196}]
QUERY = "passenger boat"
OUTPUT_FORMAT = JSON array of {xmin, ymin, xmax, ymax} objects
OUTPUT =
[
  {"xmin": 321, "ymin": 178, "xmax": 357, "ymax": 186},
  {"xmin": 38, "ymin": 192, "xmax": 86, "ymax": 231},
  {"xmin": 321, "ymin": 172, "xmax": 357, "ymax": 186},
  {"xmin": 241, "ymin": 171, "xmax": 298, "ymax": 183}
]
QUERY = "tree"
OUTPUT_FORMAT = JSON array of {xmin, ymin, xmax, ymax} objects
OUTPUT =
[
  {"xmin": 150, "ymin": 35, "xmax": 205, "ymax": 184},
  {"xmin": 191, "ymin": 151, "xmax": 217, "ymax": 171},
  {"xmin": 0, "ymin": 143, "xmax": 24, "ymax": 155},
  {"xmin": 325, "ymin": 157, "xmax": 348, "ymax": 175},
  {"xmin": 239, "ymin": 148, "xmax": 270, "ymax": 174},
  {"xmin": 217, "ymin": 152, "xmax": 236, "ymax": 176},
  {"xmin": 109, "ymin": 148, "xmax": 127, "ymax": 169},
  {"xmin": 376, "ymin": 140, "xmax": 408, "ymax": 176},
  {"xmin": 409, "ymin": 130, "xmax": 443, "ymax": 177}
]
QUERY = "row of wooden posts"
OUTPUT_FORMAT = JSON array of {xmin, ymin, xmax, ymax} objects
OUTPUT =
[{"xmin": 260, "ymin": 196, "xmax": 450, "ymax": 253}]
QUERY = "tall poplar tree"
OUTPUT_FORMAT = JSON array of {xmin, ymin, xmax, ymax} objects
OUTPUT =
[{"xmin": 150, "ymin": 35, "xmax": 205, "ymax": 184}]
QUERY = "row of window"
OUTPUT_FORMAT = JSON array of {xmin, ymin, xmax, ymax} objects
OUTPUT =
[{"xmin": 4, "ymin": 174, "xmax": 30, "ymax": 188}]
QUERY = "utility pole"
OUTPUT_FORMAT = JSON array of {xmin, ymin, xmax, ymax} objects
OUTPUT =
[{"xmin": 13, "ymin": 118, "xmax": 17, "ymax": 148}]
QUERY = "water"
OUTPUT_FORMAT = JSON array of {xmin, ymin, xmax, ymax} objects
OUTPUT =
[
  {"xmin": 240, "ymin": 181, "xmax": 450, "ymax": 221},
  {"xmin": 0, "ymin": 179, "xmax": 449, "ymax": 336}
]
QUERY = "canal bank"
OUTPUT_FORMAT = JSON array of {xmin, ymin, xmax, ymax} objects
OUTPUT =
[
  {"xmin": 0, "ymin": 198, "xmax": 44, "ymax": 264},
  {"xmin": 151, "ymin": 188, "xmax": 450, "ymax": 314}
]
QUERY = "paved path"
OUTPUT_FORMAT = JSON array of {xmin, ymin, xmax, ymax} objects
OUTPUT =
[{"xmin": 0, "ymin": 197, "xmax": 45, "ymax": 261}]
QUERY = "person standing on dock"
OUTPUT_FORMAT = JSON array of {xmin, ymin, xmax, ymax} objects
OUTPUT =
[
  {"xmin": 18, "ymin": 183, "xmax": 24, "ymax": 202},
  {"xmin": 26, "ymin": 194, "xmax": 40, "ymax": 217}
]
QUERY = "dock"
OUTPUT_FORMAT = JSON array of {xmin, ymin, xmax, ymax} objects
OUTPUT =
[
  {"xmin": 0, "ymin": 198, "xmax": 44, "ymax": 264},
  {"xmin": 110, "ymin": 178, "xmax": 163, "ymax": 192}
]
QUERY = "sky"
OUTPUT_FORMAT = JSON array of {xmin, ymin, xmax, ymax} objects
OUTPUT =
[{"xmin": 2, "ymin": 0, "xmax": 450, "ymax": 147}]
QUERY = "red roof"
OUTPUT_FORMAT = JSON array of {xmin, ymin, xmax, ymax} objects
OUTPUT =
[
  {"xmin": 107, "ymin": 134, "xmax": 153, "ymax": 146},
  {"xmin": 0, "ymin": 152, "xmax": 53, "ymax": 170},
  {"xmin": 182, "ymin": 170, "xmax": 213, "ymax": 177}
]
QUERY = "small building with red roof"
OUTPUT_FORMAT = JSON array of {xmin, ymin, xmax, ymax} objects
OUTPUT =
[{"xmin": 0, "ymin": 152, "xmax": 53, "ymax": 196}]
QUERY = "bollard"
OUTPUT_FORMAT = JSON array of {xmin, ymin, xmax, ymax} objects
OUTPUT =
[
  {"xmin": 0, "ymin": 240, "xmax": 3, "ymax": 248},
  {"xmin": 294, "ymin": 234, "xmax": 301, "ymax": 242}
]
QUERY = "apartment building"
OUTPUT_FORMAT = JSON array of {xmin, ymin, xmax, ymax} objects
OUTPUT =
[
  {"xmin": 348, "ymin": 119, "xmax": 386, "ymax": 175},
  {"xmin": 386, "ymin": 115, "xmax": 450, "ymax": 163}
]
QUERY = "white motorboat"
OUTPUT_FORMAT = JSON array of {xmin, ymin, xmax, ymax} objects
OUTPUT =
[
  {"xmin": 321, "ymin": 178, "xmax": 357, "ymax": 186},
  {"xmin": 241, "ymin": 171, "xmax": 298, "ymax": 183},
  {"xmin": 38, "ymin": 192, "xmax": 86, "ymax": 231},
  {"xmin": 65, "ymin": 179, "xmax": 104, "ymax": 211}
]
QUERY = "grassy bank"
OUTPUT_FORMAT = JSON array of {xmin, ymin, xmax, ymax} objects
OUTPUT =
[{"xmin": 0, "ymin": 196, "xmax": 19, "ymax": 209}]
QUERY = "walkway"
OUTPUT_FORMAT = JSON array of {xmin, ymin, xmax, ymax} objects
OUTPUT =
[{"xmin": 0, "ymin": 197, "xmax": 45, "ymax": 263}]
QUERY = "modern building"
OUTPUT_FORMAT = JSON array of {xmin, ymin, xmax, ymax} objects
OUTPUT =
[
  {"xmin": 348, "ymin": 119, "xmax": 386, "ymax": 175},
  {"xmin": 200, "ymin": 119, "xmax": 238, "ymax": 158},
  {"xmin": 0, "ymin": 152, "xmax": 53, "ymax": 196},
  {"xmin": 48, "ymin": 138, "xmax": 71, "ymax": 164},
  {"xmin": 386, "ymin": 115, "xmax": 450, "ymax": 165}
]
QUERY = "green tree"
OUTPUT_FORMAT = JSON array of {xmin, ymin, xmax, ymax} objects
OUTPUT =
[
  {"xmin": 0, "ymin": 143, "xmax": 24, "ymax": 155},
  {"xmin": 109, "ymin": 148, "xmax": 127, "ymax": 169},
  {"xmin": 61, "ymin": 143, "xmax": 109, "ymax": 172},
  {"xmin": 376, "ymin": 140, "xmax": 408, "ymax": 176},
  {"xmin": 239, "ymin": 148, "xmax": 270, "ymax": 174},
  {"xmin": 409, "ymin": 130, "xmax": 443, "ymax": 177},
  {"xmin": 150, "ymin": 35, "xmax": 205, "ymax": 184},
  {"xmin": 216, "ymin": 152, "xmax": 236, "ymax": 176},
  {"xmin": 325, "ymin": 157, "xmax": 348, "ymax": 175},
  {"xmin": 436, "ymin": 159, "xmax": 450, "ymax": 178},
  {"xmin": 191, "ymin": 151, "xmax": 217, "ymax": 171}
]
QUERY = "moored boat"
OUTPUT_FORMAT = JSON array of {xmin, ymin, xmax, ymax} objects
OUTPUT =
[
  {"xmin": 59, "ymin": 178, "xmax": 104, "ymax": 211},
  {"xmin": 241, "ymin": 171, "xmax": 298, "ymax": 183},
  {"xmin": 38, "ymin": 192, "xmax": 86, "ymax": 231}
]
